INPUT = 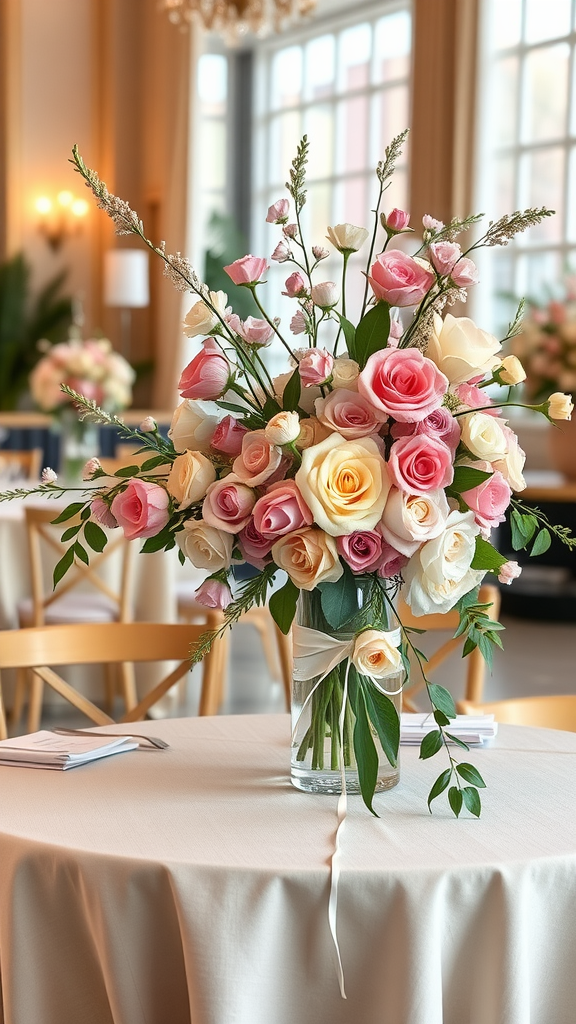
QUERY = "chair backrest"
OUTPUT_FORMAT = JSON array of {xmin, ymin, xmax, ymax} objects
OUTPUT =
[
  {"xmin": 0, "ymin": 622, "xmax": 224, "ymax": 738},
  {"xmin": 24, "ymin": 505, "xmax": 135, "ymax": 625},
  {"xmin": 0, "ymin": 448, "xmax": 43, "ymax": 481},
  {"xmin": 399, "ymin": 583, "xmax": 502, "ymax": 709},
  {"xmin": 457, "ymin": 695, "xmax": 576, "ymax": 731}
]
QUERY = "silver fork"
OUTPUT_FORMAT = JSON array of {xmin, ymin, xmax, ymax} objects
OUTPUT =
[{"xmin": 50, "ymin": 727, "xmax": 170, "ymax": 749}]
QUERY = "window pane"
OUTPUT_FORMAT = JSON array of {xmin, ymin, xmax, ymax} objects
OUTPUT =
[
  {"xmin": 337, "ymin": 95, "xmax": 369, "ymax": 175},
  {"xmin": 271, "ymin": 46, "xmax": 302, "ymax": 109},
  {"xmin": 493, "ymin": 57, "xmax": 519, "ymax": 145},
  {"xmin": 305, "ymin": 35, "xmax": 335, "ymax": 100},
  {"xmin": 493, "ymin": 155, "xmax": 516, "ymax": 216},
  {"xmin": 198, "ymin": 54, "xmax": 227, "ymax": 114},
  {"xmin": 305, "ymin": 106, "xmax": 334, "ymax": 181},
  {"xmin": 372, "ymin": 85, "xmax": 410, "ymax": 166},
  {"xmin": 268, "ymin": 111, "xmax": 302, "ymax": 185},
  {"xmin": 304, "ymin": 181, "xmax": 333, "ymax": 245},
  {"xmin": 520, "ymin": 148, "xmax": 565, "ymax": 242},
  {"xmin": 522, "ymin": 250, "xmax": 563, "ymax": 295},
  {"xmin": 522, "ymin": 44, "xmax": 569, "ymax": 142},
  {"xmin": 490, "ymin": 0, "xmax": 522, "ymax": 49},
  {"xmin": 338, "ymin": 23, "xmax": 371, "ymax": 92},
  {"xmin": 374, "ymin": 11, "xmax": 412, "ymax": 82},
  {"xmin": 198, "ymin": 121, "xmax": 227, "ymax": 191},
  {"xmin": 524, "ymin": 0, "xmax": 571, "ymax": 43}
]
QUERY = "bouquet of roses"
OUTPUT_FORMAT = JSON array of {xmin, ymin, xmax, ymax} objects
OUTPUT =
[
  {"xmin": 4, "ymin": 131, "xmax": 574, "ymax": 817},
  {"xmin": 511, "ymin": 282, "xmax": 576, "ymax": 402},
  {"xmin": 30, "ymin": 335, "xmax": 135, "ymax": 415}
]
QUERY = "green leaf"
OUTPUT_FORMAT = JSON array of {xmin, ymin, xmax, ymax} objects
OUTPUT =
[
  {"xmin": 74, "ymin": 541, "xmax": 89, "ymax": 566},
  {"xmin": 263, "ymin": 396, "xmax": 282, "ymax": 419},
  {"xmin": 445, "ymin": 732, "xmax": 470, "ymax": 751},
  {"xmin": 60, "ymin": 524, "xmax": 81, "ymax": 542},
  {"xmin": 354, "ymin": 301, "xmax": 390, "ymax": 369},
  {"xmin": 419, "ymin": 729, "xmax": 443, "ymax": 759},
  {"xmin": 53, "ymin": 545, "xmax": 75, "ymax": 588},
  {"xmin": 141, "ymin": 528, "xmax": 173, "ymax": 553},
  {"xmin": 530, "ymin": 528, "xmax": 551, "ymax": 557},
  {"xmin": 461, "ymin": 786, "xmax": 482, "ymax": 817},
  {"xmin": 80, "ymin": 505, "xmax": 91, "ymax": 521},
  {"xmin": 456, "ymin": 762, "xmax": 486, "ymax": 788},
  {"xmin": 282, "ymin": 367, "xmax": 301, "ymax": 412},
  {"xmin": 269, "ymin": 578, "xmax": 299, "ymax": 635},
  {"xmin": 50, "ymin": 502, "xmax": 85, "ymax": 525},
  {"xmin": 428, "ymin": 683, "xmax": 456, "ymax": 719},
  {"xmin": 319, "ymin": 563, "xmax": 358, "ymax": 629},
  {"xmin": 335, "ymin": 313, "xmax": 357, "ymax": 360},
  {"xmin": 434, "ymin": 709, "xmax": 450, "ymax": 727},
  {"xmin": 178, "ymin": 547, "xmax": 186, "ymax": 566},
  {"xmin": 427, "ymin": 768, "xmax": 452, "ymax": 811},
  {"xmin": 362, "ymin": 675, "xmax": 399, "ymax": 768},
  {"xmin": 114, "ymin": 465, "xmax": 141, "ymax": 478},
  {"xmin": 353, "ymin": 687, "xmax": 380, "ymax": 816},
  {"xmin": 141, "ymin": 455, "xmax": 172, "ymax": 472},
  {"xmin": 448, "ymin": 786, "xmax": 463, "ymax": 817},
  {"xmin": 510, "ymin": 508, "xmax": 536, "ymax": 550},
  {"xmin": 451, "ymin": 466, "xmax": 493, "ymax": 493},
  {"xmin": 471, "ymin": 536, "xmax": 508, "ymax": 572},
  {"xmin": 84, "ymin": 521, "xmax": 107, "ymax": 553}
]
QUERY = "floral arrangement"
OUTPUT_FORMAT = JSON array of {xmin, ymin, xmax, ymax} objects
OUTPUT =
[
  {"xmin": 30, "ymin": 335, "xmax": 135, "ymax": 414},
  {"xmin": 4, "ymin": 132, "xmax": 575, "ymax": 819},
  {"xmin": 511, "ymin": 282, "xmax": 576, "ymax": 401}
]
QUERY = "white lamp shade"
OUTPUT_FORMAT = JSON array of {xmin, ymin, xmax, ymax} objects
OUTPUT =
[{"xmin": 104, "ymin": 249, "xmax": 149, "ymax": 308}]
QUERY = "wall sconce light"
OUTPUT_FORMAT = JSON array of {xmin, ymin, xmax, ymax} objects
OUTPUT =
[{"xmin": 34, "ymin": 190, "xmax": 89, "ymax": 251}]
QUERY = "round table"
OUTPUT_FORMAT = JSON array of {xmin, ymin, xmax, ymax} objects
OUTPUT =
[{"xmin": 0, "ymin": 714, "xmax": 575, "ymax": 1024}]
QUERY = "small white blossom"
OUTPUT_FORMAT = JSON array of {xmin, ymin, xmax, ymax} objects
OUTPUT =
[
  {"xmin": 139, "ymin": 416, "xmax": 157, "ymax": 432},
  {"xmin": 41, "ymin": 467, "xmax": 58, "ymax": 484}
]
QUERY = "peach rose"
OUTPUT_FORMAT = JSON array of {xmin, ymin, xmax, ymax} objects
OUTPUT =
[
  {"xmin": 111, "ymin": 479, "xmax": 169, "ymax": 540},
  {"xmin": 352, "ymin": 629, "xmax": 402, "ymax": 679},
  {"xmin": 358, "ymin": 347, "xmax": 448, "ymax": 422},
  {"xmin": 232, "ymin": 430, "xmax": 283, "ymax": 486},
  {"xmin": 202, "ymin": 477, "xmax": 255, "ymax": 534},
  {"xmin": 315, "ymin": 388, "xmax": 387, "ymax": 439},
  {"xmin": 380, "ymin": 487, "xmax": 450, "ymax": 555},
  {"xmin": 271, "ymin": 527, "xmax": 343, "ymax": 590},
  {"xmin": 166, "ymin": 451, "xmax": 216, "ymax": 509}
]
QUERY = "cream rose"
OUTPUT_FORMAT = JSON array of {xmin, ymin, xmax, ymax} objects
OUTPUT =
[
  {"xmin": 380, "ymin": 487, "xmax": 450, "ymax": 556},
  {"xmin": 497, "ymin": 355, "xmax": 526, "ymax": 385},
  {"xmin": 295, "ymin": 432, "xmax": 391, "ymax": 536},
  {"xmin": 492, "ymin": 425, "xmax": 526, "ymax": 492},
  {"xmin": 176, "ymin": 520, "xmax": 233, "ymax": 571},
  {"xmin": 183, "ymin": 290, "xmax": 229, "ymax": 338},
  {"xmin": 166, "ymin": 451, "xmax": 216, "ymax": 509},
  {"xmin": 295, "ymin": 416, "xmax": 332, "ymax": 450},
  {"xmin": 352, "ymin": 629, "xmax": 402, "ymax": 679},
  {"xmin": 331, "ymin": 356, "xmax": 360, "ymax": 391},
  {"xmin": 403, "ymin": 510, "xmax": 484, "ymax": 615},
  {"xmin": 426, "ymin": 313, "xmax": 502, "ymax": 384},
  {"xmin": 271, "ymin": 527, "xmax": 343, "ymax": 590},
  {"xmin": 548, "ymin": 392, "xmax": 574, "ymax": 420},
  {"xmin": 264, "ymin": 411, "xmax": 300, "ymax": 446},
  {"xmin": 168, "ymin": 399, "xmax": 221, "ymax": 454},
  {"xmin": 459, "ymin": 411, "xmax": 508, "ymax": 461},
  {"xmin": 326, "ymin": 223, "xmax": 369, "ymax": 253}
]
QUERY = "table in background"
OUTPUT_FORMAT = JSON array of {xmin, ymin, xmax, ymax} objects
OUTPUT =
[{"xmin": 0, "ymin": 714, "xmax": 575, "ymax": 1024}]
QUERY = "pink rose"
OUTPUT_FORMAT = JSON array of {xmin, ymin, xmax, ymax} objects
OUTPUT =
[
  {"xmin": 178, "ymin": 339, "xmax": 230, "ymax": 401},
  {"xmin": 211, "ymin": 415, "xmax": 249, "ymax": 457},
  {"xmin": 237, "ymin": 518, "xmax": 274, "ymax": 568},
  {"xmin": 451, "ymin": 257, "xmax": 479, "ymax": 287},
  {"xmin": 91, "ymin": 496, "xmax": 118, "ymax": 530},
  {"xmin": 377, "ymin": 539, "xmax": 409, "ymax": 578},
  {"xmin": 456, "ymin": 382, "xmax": 499, "ymax": 416},
  {"xmin": 228, "ymin": 314, "xmax": 274, "ymax": 346},
  {"xmin": 252, "ymin": 479, "xmax": 313, "ymax": 540},
  {"xmin": 223, "ymin": 255, "xmax": 268, "ymax": 286},
  {"xmin": 358, "ymin": 347, "xmax": 448, "ymax": 422},
  {"xmin": 315, "ymin": 388, "xmax": 387, "ymax": 439},
  {"xmin": 498, "ymin": 560, "xmax": 522, "ymax": 585},
  {"xmin": 368, "ymin": 250, "xmax": 435, "ymax": 306},
  {"xmin": 194, "ymin": 579, "xmax": 233, "ymax": 610},
  {"xmin": 111, "ymin": 479, "xmax": 170, "ymax": 540},
  {"xmin": 423, "ymin": 215, "xmax": 443, "ymax": 232},
  {"xmin": 266, "ymin": 199, "xmax": 289, "ymax": 224},
  {"xmin": 283, "ymin": 272, "xmax": 306, "ymax": 298},
  {"xmin": 389, "ymin": 318, "xmax": 403, "ymax": 344},
  {"xmin": 429, "ymin": 241, "xmax": 461, "ymax": 276},
  {"xmin": 202, "ymin": 477, "xmax": 255, "ymax": 533},
  {"xmin": 416, "ymin": 408, "xmax": 461, "ymax": 453},
  {"xmin": 461, "ymin": 466, "xmax": 511, "ymax": 535},
  {"xmin": 385, "ymin": 209, "xmax": 411, "ymax": 231},
  {"xmin": 232, "ymin": 430, "xmax": 283, "ymax": 486},
  {"xmin": 388, "ymin": 435, "xmax": 454, "ymax": 492},
  {"xmin": 337, "ymin": 531, "xmax": 384, "ymax": 573},
  {"xmin": 299, "ymin": 348, "xmax": 334, "ymax": 388}
]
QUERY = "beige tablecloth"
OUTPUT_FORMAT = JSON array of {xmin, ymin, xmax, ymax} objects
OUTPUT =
[{"xmin": 0, "ymin": 715, "xmax": 576, "ymax": 1024}]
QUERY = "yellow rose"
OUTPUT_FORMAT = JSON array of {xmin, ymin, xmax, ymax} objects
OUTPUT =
[
  {"xmin": 167, "ymin": 451, "xmax": 216, "ymax": 509},
  {"xmin": 548, "ymin": 392, "xmax": 574, "ymax": 420},
  {"xmin": 295, "ymin": 416, "xmax": 332, "ymax": 450},
  {"xmin": 352, "ymin": 630, "xmax": 403, "ymax": 679},
  {"xmin": 295, "ymin": 432, "xmax": 391, "ymax": 536},
  {"xmin": 271, "ymin": 527, "xmax": 343, "ymax": 590}
]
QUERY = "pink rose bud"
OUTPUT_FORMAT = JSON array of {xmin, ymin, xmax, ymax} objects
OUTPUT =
[
  {"xmin": 223, "ymin": 255, "xmax": 269, "ymax": 286},
  {"xmin": 498, "ymin": 560, "xmax": 522, "ymax": 586},
  {"xmin": 178, "ymin": 338, "xmax": 230, "ymax": 401},
  {"xmin": 386, "ymin": 208, "xmax": 411, "ymax": 232},
  {"xmin": 203, "ymin": 478, "xmax": 256, "ymax": 533},
  {"xmin": 41, "ymin": 467, "xmax": 57, "ymax": 484},
  {"xmin": 450, "ymin": 257, "xmax": 479, "ymax": 287},
  {"xmin": 234, "ymin": 316, "xmax": 275, "ymax": 346},
  {"xmin": 91, "ymin": 495, "xmax": 118, "ymax": 530},
  {"xmin": 253, "ymin": 479, "xmax": 313, "ymax": 539},
  {"xmin": 266, "ymin": 199, "xmax": 289, "ymax": 224},
  {"xmin": 110, "ymin": 479, "xmax": 170, "ymax": 539},
  {"xmin": 358, "ymin": 347, "xmax": 448, "ymax": 422},
  {"xmin": 194, "ymin": 578, "xmax": 233, "ymax": 610},
  {"xmin": 139, "ymin": 416, "xmax": 157, "ymax": 432},
  {"xmin": 211, "ymin": 415, "xmax": 249, "ymax": 456},
  {"xmin": 310, "ymin": 281, "xmax": 339, "ymax": 308},
  {"xmin": 82, "ymin": 457, "xmax": 102, "ymax": 481},
  {"xmin": 283, "ymin": 223, "xmax": 298, "ymax": 238},
  {"xmin": 282, "ymin": 272, "xmax": 306, "ymax": 298},
  {"xmin": 422, "ymin": 214, "xmax": 444, "ymax": 231},
  {"xmin": 299, "ymin": 348, "xmax": 334, "ymax": 387},
  {"xmin": 290, "ymin": 310, "xmax": 307, "ymax": 335},
  {"xmin": 461, "ymin": 466, "xmax": 511, "ymax": 535},
  {"xmin": 271, "ymin": 240, "xmax": 291, "ymax": 263},
  {"xmin": 388, "ymin": 317, "xmax": 403, "ymax": 345},
  {"xmin": 368, "ymin": 251, "xmax": 435, "ymax": 307},
  {"xmin": 429, "ymin": 241, "xmax": 461, "ymax": 276},
  {"xmin": 337, "ymin": 531, "xmax": 384, "ymax": 573},
  {"xmin": 312, "ymin": 245, "xmax": 329, "ymax": 260}
]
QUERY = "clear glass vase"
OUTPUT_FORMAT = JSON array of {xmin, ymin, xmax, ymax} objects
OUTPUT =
[
  {"xmin": 290, "ymin": 581, "xmax": 403, "ymax": 796},
  {"xmin": 57, "ymin": 407, "xmax": 100, "ymax": 483}
]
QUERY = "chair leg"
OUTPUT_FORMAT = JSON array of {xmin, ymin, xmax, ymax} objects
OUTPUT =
[
  {"xmin": 27, "ymin": 672, "xmax": 44, "ymax": 733},
  {"xmin": 11, "ymin": 668, "xmax": 29, "ymax": 729},
  {"xmin": 0, "ymin": 673, "xmax": 7, "ymax": 740},
  {"xmin": 118, "ymin": 661, "xmax": 137, "ymax": 712},
  {"xmin": 104, "ymin": 664, "xmax": 116, "ymax": 715},
  {"xmin": 244, "ymin": 609, "xmax": 281, "ymax": 682},
  {"xmin": 273, "ymin": 625, "xmax": 292, "ymax": 710},
  {"xmin": 198, "ymin": 636, "xmax": 226, "ymax": 716}
]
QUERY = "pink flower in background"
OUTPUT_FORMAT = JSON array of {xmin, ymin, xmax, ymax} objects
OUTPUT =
[
  {"xmin": 498, "ymin": 560, "xmax": 522, "ymax": 585},
  {"xmin": 139, "ymin": 416, "xmax": 156, "ymax": 432},
  {"xmin": 368, "ymin": 250, "xmax": 435, "ymax": 306},
  {"xmin": 377, "ymin": 539, "xmax": 409, "ymax": 578},
  {"xmin": 82, "ymin": 458, "xmax": 102, "ymax": 480},
  {"xmin": 228, "ymin": 315, "xmax": 274, "ymax": 346},
  {"xmin": 178, "ymin": 339, "xmax": 230, "ymax": 401},
  {"xmin": 233, "ymin": 430, "xmax": 283, "ymax": 486},
  {"xmin": 283, "ymin": 272, "xmax": 306, "ymax": 298},
  {"xmin": 312, "ymin": 245, "xmax": 329, "ymax": 260},
  {"xmin": 266, "ymin": 199, "xmax": 289, "ymax": 224},
  {"xmin": 211, "ymin": 415, "xmax": 249, "ymax": 457},
  {"xmin": 238, "ymin": 518, "xmax": 274, "ymax": 567},
  {"xmin": 461, "ymin": 466, "xmax": 511, "ymax": 535},
  {"xmin": 451, "ymin": 258, "xmax": 479, "ymax": 287},
  {"xmin": 337, "ymin": 531, "xmax": 384, "ymax": 573},
  {"xmin": 388, "ymin": 434, "xmax": 454, "ymax": 492},
  {"xmin": 358, "ymin": 347, "xmax": 448, "ymax": 422},
  {"xmin": 315, "ymin": 388, "xmax": 387, "ymax": 439},
  {"xmin": 223, "ymin": 255, "xmax": 268, "ymax": 286},
  {"xmin": 283, "ymin": 223, "xmax": 298, "ymax": 238},
  {"xmin": 194, "ymin": 579, "xmax": 233, "ymax": 610},
  {"xmin": 385, "ymin": 208, "xmax": 411, "ymax": 231},
  {"xmin": 271, "ymin": 240, "xmax": 290, "ymax": 263},
  {"xmin": 202, "ymin": 478, "xmax": 255, "ymax": 533},
  {"xmin": 415, "ymin": 407, "xmax": 461, "ymax": 453},
  {"xmin": 299, "ymin": 348, "xmax": 334, "ymax": 387},
  {"xmin": 290, "ymin": 310, "xmax": 307, "ymax": 335},
  {"xmin": 41, "ymin": 467, "xmax": 57, "ymax": 484},
  {"xmin": 111, "ymin": 479, "xmax": 169, "ymax": 540},
  {"xmin": 253, "ymin": 479, "xmax": 313, "ymax": 539},
  {"xmin": 429, "ymin": 241, "xmax": 461, "ymax": 276},
  {"xmin": 91, "ymin": 496, "xmax": 118, "ymax": 530}
]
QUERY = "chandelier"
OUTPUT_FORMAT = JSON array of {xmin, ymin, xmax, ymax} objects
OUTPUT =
[{"xmin": 161, "ymin": 0, "xmax": 317, "ymax": 37}]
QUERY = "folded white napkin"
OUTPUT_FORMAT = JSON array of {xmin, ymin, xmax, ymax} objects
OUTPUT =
[
  {"xmin": 400, "ymin": 712, "xmax": 497, "ymax": 746},
  {"xmin": 0, "ymin": 730, "xmax": 138, "ymax": 769}
]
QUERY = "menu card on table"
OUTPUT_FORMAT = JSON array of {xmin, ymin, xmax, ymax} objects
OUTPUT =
[
  {"xmin": 401, "ymin": 713, "xmax": 498, "ymax": 746},
  {"xmin": 0, "ymin": 730, "xmax": 138, "ymax": 769}
]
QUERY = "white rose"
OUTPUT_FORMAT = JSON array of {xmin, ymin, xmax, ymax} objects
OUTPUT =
[
  {"xmin": 548, "ymin": 392, "xmax": 574, "ymax": 420},
  {"xmin": 380, "ymin": 487, "xmax": 450, "ymax": 556},
  {"xmin": 426, "ymin": 313, "xmax": 502, "ymax": 384},
  {"xmin": 169, "ymin": 399, "xmax": 222, "ymax": 453},
  {"xmin": 352, "ymin": 629, "xmax": 402, "ymax": 679},
  {"xmin": 326, "ymin": 223, "xmax": 369, "ymax": 253},
  {"xmin": 183, "ymin": 290, "xmax": 229, "ymax": 338},
  {"xmin": 403, "ymin": 510, "xmax": 484, "ymax": 616},
  {"xmin": 166, "ymin": 451, "xmax": 216, "ymax": 509},
  {"xmin": 177, "ymin": 520, "xmax": 233, "ymax": 570},
  {"xmin": 331, "ymin": 357, "xmax": 360, "ymax": 391},
  {"xmin": 311, "ymin": 282, "xmax": 339, "ymax": 308},
  {"xmin": 459, "ymin": 411, "xmax": 508, "ymax": 461},
  {"xmin": 492, "ymin": 425, "xmax": 526, "ymax": 492},
  {"xmin": 264, "ymin": 411, "xmax": 300, "ymax": 446}
]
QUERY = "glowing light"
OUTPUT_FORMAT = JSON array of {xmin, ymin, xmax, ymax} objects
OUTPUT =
[
  {"xmin": 35, "ymin": 196, "xmax": 52, "ymax": 215},
  {"xmin": 57, "ymin": 190, "xmax": 74, "ymax": 208},
  {"xmin": 71, "ymin": 199, "xmax": 89, "ymax": 218}
]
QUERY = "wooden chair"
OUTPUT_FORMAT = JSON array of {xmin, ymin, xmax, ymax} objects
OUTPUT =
[
  {"xmin": 0, "ymin": 448, "xmax": 43, "ymax": 480},
  {"xmin": 15, "ymin": 505, "xmax": 136, "ymax": 730},
  {"xmin": 399, "ymin": 584, "xmax": 502, "ymax": 711},
  {"xmin": 0, "ymin": 622, "xmax": 224, "ymax": 741},
  {"xmin": 457, "ymin": 695, "xmax": 576, "ymax": 732}
]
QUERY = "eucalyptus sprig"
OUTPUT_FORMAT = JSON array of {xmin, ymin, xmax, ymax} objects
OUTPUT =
[
  {"xmin": 509, "ymin": 500, "xmax": 576, "ymax": 556},
  {"xmin": 454, "ymin": 589, "xmax": 506, "ymax": 668}
]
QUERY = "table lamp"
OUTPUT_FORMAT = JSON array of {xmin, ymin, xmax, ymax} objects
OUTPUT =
[{"xmin": 104, "ymin": 249, "xmax": 150, "ymax": 360}]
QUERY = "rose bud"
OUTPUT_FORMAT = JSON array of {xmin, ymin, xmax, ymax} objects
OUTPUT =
[
  {"xmin": 384, "ymin": 208, "xmax": 411, "ymax": 233},
  {"xmin": 547, "ymin": 392, "xmax": 574, "ymax": 420},
  {"xmin": 264, "ymin": 410, "xmax": 300, "ymax": 446},
  {"xmin": 494, "ymin": 355, "xmax": 527, "ymax": 385},
  {"xmin": 326, "ymin": 223, "xmax": 369, "ymax": 253},
  {"xmin": 498, "ymin": 560, "xmax": 522, "ymax": 585},
  {"xmin": 282, "ymin": 272, "xmax": 306, "ymax": 298},
  {"xmin": 194, "ymin": 578, "xmax": 233, "ymax": 610},
  {"xmin": 310, "ymin": 281, "xmax": 339, "ymax": 309},
  {"xmin": 223, "ymin": 255, "xmax": 268, "ymax": 286}
]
